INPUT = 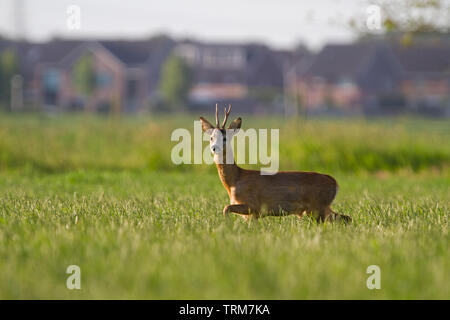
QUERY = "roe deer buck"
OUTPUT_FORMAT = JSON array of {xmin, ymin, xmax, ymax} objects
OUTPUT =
[{"xmin": 199, "ymin": 105, "xmax": 351, "ymax": 223}]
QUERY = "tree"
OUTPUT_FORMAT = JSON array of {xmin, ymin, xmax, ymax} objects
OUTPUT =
[
  {"xmin": 72, "ymin": 53, "xmax": 96, "ymax": 110},
  {"xmin": 349, "ymin": 0, "xmax": 449, "ymax": 44},
  {"xmin": 0, "ymin": 49, "xmax": 18, "ymax": 111},
  {"xmin": 159, "ymin": 54, "xmax": 191, "ymax": 110}
]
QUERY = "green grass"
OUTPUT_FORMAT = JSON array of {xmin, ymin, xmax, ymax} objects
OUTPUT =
[
  {"xmin": 1, "ymin": 113, "xmax": 449, "ymax": 173},
  {"xmin": 0, "ymin": 114, "xmax": 448, "ymax": 299}
]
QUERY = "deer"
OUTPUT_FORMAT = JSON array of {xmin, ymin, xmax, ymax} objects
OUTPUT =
[{"xmin": 199, "ymin": 104, "xmax": 351, "ymax": 223}]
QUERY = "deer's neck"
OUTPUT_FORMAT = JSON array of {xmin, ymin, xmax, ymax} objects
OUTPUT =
[{"xmin": 214, "ymin": 149, "xmax": 240, "ymax": 194}]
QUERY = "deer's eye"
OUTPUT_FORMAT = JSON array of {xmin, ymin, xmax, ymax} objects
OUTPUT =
[{"xmin": 210, "ymin": 137, "xmax": 213, "ymax": 141}]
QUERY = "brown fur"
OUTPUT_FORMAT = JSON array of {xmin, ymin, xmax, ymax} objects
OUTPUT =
[{"xmin": 200, "ymin": 109, "xmax": 351, "ymax": 223}]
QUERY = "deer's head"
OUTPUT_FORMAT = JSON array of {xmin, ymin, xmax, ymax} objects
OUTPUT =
[{"xmin": 200, "ymin": 104, "xmax": 241, "ymax": 155}]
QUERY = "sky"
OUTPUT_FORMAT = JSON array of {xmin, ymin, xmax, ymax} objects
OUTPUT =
[{"xmin": 0, "ymin": 0, "xmax": 365, "ymax": 50}]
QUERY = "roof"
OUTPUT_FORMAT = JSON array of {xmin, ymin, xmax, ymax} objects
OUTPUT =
[
  {"xmin": 99, "ymin": 40, "xmax": 154, "ymax": 65},
  {"xmin": 244, "ymin": 44, "xmax": 284, "ymax": 87},
  {"xmin": 302, "ymin": 43, "xmax": 382, "ymax": 81},
  {"xmin": 4, "ymin": 36, "xmax": 175, "ymax": 67},
  {"xmin": 392, "ymin": 44, "xmax": 450, "ymax": 74},
  {"xmin": 27, "ymin": 39, "xmax": 85, "ymax": 64},
  {"xmin": 302, "ymin": 40, "xmax": 450, "ymax": 83}
]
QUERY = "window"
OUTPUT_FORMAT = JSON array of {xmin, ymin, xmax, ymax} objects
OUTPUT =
[
  {"xmin": 337, "ymin": 76, "xmax": 354, "ymax": 88},
  {"xmin": 43, "ymin": 69, "xmax": 60, "ymax": 92},
  {"xmin": 96, "ymin": 71, "xmax": 113, "ymax": 88}
]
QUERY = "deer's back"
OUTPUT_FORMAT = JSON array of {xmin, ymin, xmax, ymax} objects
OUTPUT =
[{"xmin": 231, "ymin": 169, "xmax": 338, "ymax": 214}]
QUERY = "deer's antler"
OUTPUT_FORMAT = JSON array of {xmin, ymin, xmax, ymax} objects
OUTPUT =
[
  {"xmin": 215, "ymin": 103, "xmax": 219, "ymax": 127},
  {"xmin": 221, "ymin": 104, "xmax": 231, "ymax": 129}
]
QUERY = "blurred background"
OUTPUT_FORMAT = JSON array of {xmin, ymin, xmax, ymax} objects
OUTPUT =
[
  {"xmin": 0, "ymin": 0, "xmax": 449, "ymax": 175},
  {"xmin": 0, "ymin": 0, "xmax": 449, "ymax": 116}
]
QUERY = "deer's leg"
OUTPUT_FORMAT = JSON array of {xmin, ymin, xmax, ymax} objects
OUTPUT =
[
  {"xmin": 223, "ymin": 204, "xmax": 252, "ymax": 217},
  {"xmin": 313, "ymin": 207, "xmax": 351, "ymax": 223},
  {"xmin": 314, "ymin": 207, "xmax": 332, "ymax": 223},
  {"xmin": 296, "ymin": 210, "xmax": 307, "ymax": 220},
  {"xmin": 328, "ymin": 207, "xmax": 352, "ymax": 223}
]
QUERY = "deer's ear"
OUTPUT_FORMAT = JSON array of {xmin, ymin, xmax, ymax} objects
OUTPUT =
[
  {"xmin": 228, "ymin": 117, "xmax": 242, "ymax": 131},
  {"xmin": 199, "ymin": 117, "xmax": 214, "ymax": 133}
]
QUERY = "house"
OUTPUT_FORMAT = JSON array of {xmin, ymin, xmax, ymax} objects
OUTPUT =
[
  {"xmin": 32, "ymin": 40, "xmax": 122, "ymax": 112},
  {"xmin": 2, "ymin": 37, "xmax": 289, "ymax": 114},
  {"xmin": 392, "ymin": 43, "xmax": 450, "ymax": 115},
  {"xmin": 290, "ymin": 42, "xmax": 403, "ymax": 114},
  {"xmin": 32, "ymin": 37, "xmax": 174, "ymax": 112},
  {"xmin": 100, "ymin": 36, "xmax": 175, "ymax": 110},
  {"xmin": 0, "ymin": 36, "xmax": 175, "ymax": 112},
  {"xmin": 4, "ymin": 35, "xmax": 447, "ymax": 115},
  {"xmin": 290, "ymin": 39, "xmax": 450, "ymax": 115},
  {"xmin": 174, "ymin": 40, "xmax": 289, "ymax": 113}
]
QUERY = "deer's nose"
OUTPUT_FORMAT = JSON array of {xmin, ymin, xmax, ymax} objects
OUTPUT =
[{"xmin": 212, "ymin": 147, "xmax": 216, "ymax": 152}]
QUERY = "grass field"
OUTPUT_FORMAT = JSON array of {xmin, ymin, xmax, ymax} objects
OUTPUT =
[{"xmin": 0, "ymin": 113, "xmax": 448, "ymax": 299}]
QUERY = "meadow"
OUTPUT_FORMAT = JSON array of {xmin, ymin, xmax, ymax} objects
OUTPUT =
[{"xmin": 0, "ymin": 113, "xmax": 448, "ymax": 299}]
